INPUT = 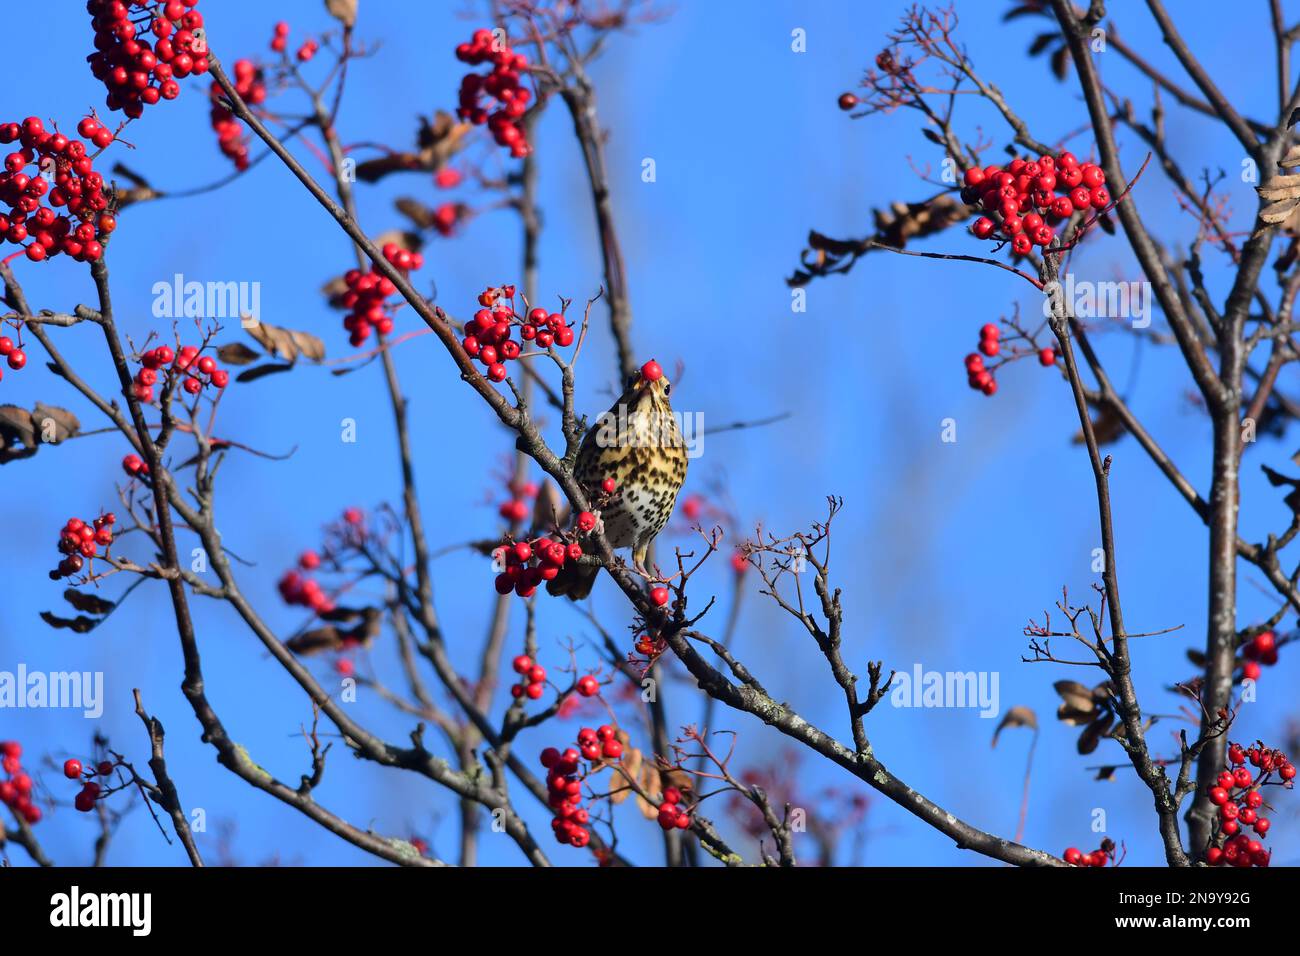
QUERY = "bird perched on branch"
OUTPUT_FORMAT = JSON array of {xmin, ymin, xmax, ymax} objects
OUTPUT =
[{"xmin": 548, "ymin": 359, "xmax": 688, "ymax": 600}]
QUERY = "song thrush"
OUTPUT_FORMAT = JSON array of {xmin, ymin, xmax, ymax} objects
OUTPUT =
[{"xmin": 548, "ymin": 361, "xmax": 688, "ymax": 600}]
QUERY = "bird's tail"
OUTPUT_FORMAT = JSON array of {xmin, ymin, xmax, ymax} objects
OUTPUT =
[{"xmin": 546, "ymin": 561, "xmax": 599, "ymax": 600}]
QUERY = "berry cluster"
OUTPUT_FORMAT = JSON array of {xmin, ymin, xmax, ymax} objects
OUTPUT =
[
  {"xmin": 494, "ymin": 534, "xmax": 584, "ymax": 599},
  {"xmin": 964, "ymin": 326, "xmax": 1000, "ymax": 397},
  {"xmin": 454, "ymin": 29, "xmax": 532, "ymax": 158},
  {"xmin": 63, "ymin": 757, "xmax": 115, "ymax": 813},
  {"xmin": 963, "ymin": 323, "xmax": 1055, "ymax": 398},
  {"xmin": 508, "ymin": 654, "xmax": 548, "ymax": 700},
  {"xmin": 132, "ymin": 343, "xmax": 228, "ymax": 403},
  {"xmin": 578, "ymin": 724, "xmax": 623, "ymax": 762},
  {"xmin": 0, "ymin": 116, "xmax": 115, "ymax": 263},
  {"xmin": 277, "ymin": 559, "xmax": 336, "ymax": 616},
  {"xmin": 1204, "ymin": 742, "xmax": 1293, "ymax": 866},
  {"xmin": 0, "ymin": 741, "xmax": 41, "ymax": 824},
  {"xmin": 631, "ymin": 628, "xmax": 669, "ymax": 664},
  {"xmin": 1062, "ymin": 838, "xmax": 1116, "ymax": 867},
  {"xmin": 963, "ymin": 152, "xmax": 1109, "ymax": 255},
  {"xmin": 1239, "ymin": 629, "xmax": 1281, "ymax": 683},
  {"xmin": 464, "ymin": 286, "xmax": 575, "ymax": 384},
  {"xmin": 656, "ymin": 785, "xmax": 692, "ymax": 832},
  {"xmin": 496, "ymin": 476, "xmax": 538, "ymax": 523},
  {"xmin": 209, "ymin": 59, "xmax": 265, "ymax": 171},
  {"xmin": 87, "ymin": 0, "xmax": 209, "ymax": 117},
  {"xmin": 50, "ymin": 513, "xmax": 115, "ymax": 580},
  {"xmin": 269, "ymin": 20, "xmax": 289, "ymax": 54},
  {"xmin": 539, "ymin": 743, "xmax": 592, "ymax": 848},
  {"xmin": 121, "ymin": 453, "xmax": 150, "ymax": 479},
  {"xmin": 337, "ymin": 243, "xmax": 423, "ymax": 347},
  {"xmin": 0, "ymin": 333, "xmax": 27, "ymax": 384}
]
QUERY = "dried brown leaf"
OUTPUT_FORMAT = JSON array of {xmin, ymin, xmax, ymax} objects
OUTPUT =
[
  {"xmin": 216, "ymin": 342, "xmax": 261, "ymax": 366},
  {"xmin": 324, "ymin": 0, "xmax": 357, "ymax": 28},
  {"xmin": 62, "ymin": 589, "xmax": 114, "ymax": 615},
  {"xmin": 39, "ymin": 611, "xmax": 99, "ymax": 634},
  {"xmin": 992, "ymin": 705, "xmax": 1038, "ymax": 748},
  {"xmin": 31, "ymin": 404, "xmax": 79, "ymax": 444}
]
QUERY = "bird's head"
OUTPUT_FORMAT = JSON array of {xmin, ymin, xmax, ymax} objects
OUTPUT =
[{"xmin": 621, "ymin": 359, "xmax": 674, "ymax": 410}]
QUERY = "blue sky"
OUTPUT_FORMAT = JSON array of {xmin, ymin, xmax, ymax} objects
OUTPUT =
[{"xmin": 0, "ymin": 0, "xmax": 1296, "ymax": 866}]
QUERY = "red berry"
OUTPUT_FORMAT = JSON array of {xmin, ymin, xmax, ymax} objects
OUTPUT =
[
  {"xmin": 1038, "ymin": 348, "xmax": 1056, "ymax": 367},
  {"xmin": 576, "ymin": 675, "xmax": 600, "ymax": 697},
  {"xmin": 640, "ymin": 359, "xmax": 663, "ymax": 382},
  {"xmin": 63, "ymin": 759, "xmax": 83, "ymax": 779},
  {"xmin": 650, "ymin": 586, "xmax": 669, "ymax": 607},
  {"xmin": 837, "ymin": 92, "xmax": 858, "ymax": 111},
  {"xmin": 511, "ymin": 654, "xmax": 533, "ymax": 674}
]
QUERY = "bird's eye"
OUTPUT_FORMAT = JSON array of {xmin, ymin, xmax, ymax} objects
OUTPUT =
[{"xmin": 663, "ymin": 382, "xmax": 671, "ymax": 396}]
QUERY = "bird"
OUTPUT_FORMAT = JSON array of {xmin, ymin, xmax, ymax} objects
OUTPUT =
[{"xmin": 547, "ymin": 359, "xmax": 688, "ymax": 600}]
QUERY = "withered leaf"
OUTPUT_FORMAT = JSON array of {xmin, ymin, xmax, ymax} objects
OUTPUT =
[
  {"xmin": 635, "ymin": 760, "xmax": 662, "ymax": 820},
  {"xmin": 235, "ymin": 362, "xmax": 295, "ymax": 384},
  {"xmin": 1077, "ymin": 714, "xmax": 1113, "ymax": 755},
  {"xmin": 395, "ymin": 197, "xmax": 438, "ymax": 231},
  {"xmin": 1, "ymin": 403, "xmax": 79, "ymax": 463},
  {"xmin": 63, "ymin": 589, "xmax": 114, "ymax": 615},
  {"xmin": 216, "ymin": 342, "xmax": 261, "ymax": 366},
  {"xmin": 354, "ymin": 112, "xmax": 471, "ymax": 182},
  {"xmin": 286, "ymin": 607, "xmax": 381, "ymax": 655},
  {"xmin": 788, "ymin": 196, "xmax": 966, "ymax": 288},
  {"xmin": 610, "ymin": 746, "xmax": 641, "ymax": 805},
  {"xmin": 1050, "ymin": 44, "xmax": 1071, "ymax": 82},
  {"xmin": 1028, "ymin": 31, "xmax": 1058, "ymax": 56},
  {"xmin": 321, "ymin": 274, "xmax": 349, "ymax": 303},
  {"xmin": 286, "ymin": 625, "xmax": 347, "ymax": 656},
  {"xmin": 245, "ymin": 320, "xmax": 326, "ymax": 363},
  {"xmin": 1261, "ymin": 464, "xmax": 1300, "ymax": 514},
  {"xmin": 1073, "ymin": 402, "xmax": 1125, "ymax": 446},
  {"xmin": 533, "ymin": 481, "xmax": 565, "ymax": 532},
  {"xmin": 1054, "ymin": 679, "xmax": 1097, "ymax": 725},
  {"xmin": 992, "ymin": 705, "xmax": 1038, "ymax": 748},
  {"xmin": 31, "ymin": 403, "xmax": 79, "ymax": 443},
  {"xmin": 1094, "ymin": 765, "xmax": 1118, "ymax": 782},
  {"xmin": 39, "ymin": 611, "xmax": 100, "ymax": 634},
  {"xmin": 324, "ymin": 0, "xmax": 357, "ymax": 28},
  {"xmin": 0, "ymin": 404, "xmax": 36, "ymax": 449}
]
